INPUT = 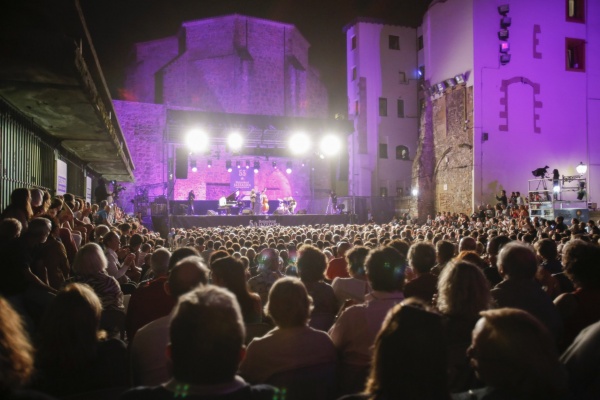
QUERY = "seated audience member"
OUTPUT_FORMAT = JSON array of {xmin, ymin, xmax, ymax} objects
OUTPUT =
[
  {"xmin": 329, "ymin": 247, "xmax": 406, "ymax": 395},
  {"xmin": 340, "ymin": 301, "xmax": 450, "ymax": 400},
  {"xmin": 331, "ymin": 246, "xmax": 370, "ymax": 307},
  {"xmin": 121, "ymin": 286, "xmax": 278, "ymax": 400},
  {"xmin": 561, "ymin": 319, "xmax": 600, "ymax": 399},
  {"xmin": 239, "ymin": 277, "xmax": 336, "ymax": 383},
  {"xmin": 325, "ymin": 241, "xmax": 352, "ymax": 280},
  {"xmin": 35, "ymin": 283, "xmax": 128, "ymax": 397},
  {"xmin": 248, "ymin": 248, "xmax": 283, "ymax": 305},
  {"xmin": 211, "ymin": 256, "xmax": 262, "ymax": 323},
  {"xmin": 297, "ymin": 245, "xmax": 338, "ymax": 331},
  {"xmin": 0, "ymin": 296, "xmax": 57, "ymax": 400},
  {"xmin": 535, "ymin": 238, "xmax": 563, "ymax": 274},
  {"xmin": 126, "ymin": 248, "xmax": 175, "ymax": 341},
  {"xmin": 437, "ymin": 261, "xmax": 492, "ymax": 392},
  {"xmin": 554, "ymin": 239, "xmax": 600, "ymax": 350},
  {"xmin": 103, "ymin": 231, "xmax": 138, "ymax": 294},
  {"xmin": 0, "ymin": 188, "xmax": 32, "ymax": 232},
  {"xmin": 431, "ymin": 240, "xmax": 455, "ymax": 276},
  {"xmin": 491, "ymin": 242, "xmax": 563, "ymax": 340},
  {"xmin": 458, "ymin": 236, "xmax": 477, "ymax": 253},
  {"xmin": 483, "ymin": 235, "xmax": 511, "ymax": 287},
  {"xmin": 0, "ymin": 217, "xmax": 22, "ymax": 242},
  {"xmin": 36, "ymin": 214, "xmax": 69, "ymax": 290},
  {"xmin": 404, "ymin": 242, "xmax": 438, "ymax": 303},
  {"xmin": 130, "ymin": 256, "xmax": 209, "ymax": 386},
  {"xmin": 455, "ymin": 308, "xmax": 567, "ymax": 400}
]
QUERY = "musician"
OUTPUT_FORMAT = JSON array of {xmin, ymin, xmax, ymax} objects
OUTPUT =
[
  {"xmin": 288, "ymin": 197, "xmax": 297, "ymax": 214},
  {"xmin": 250, "ymin": 188, "xmax": 256, "ymax": 210},
  {"xmin": 260, "ymin": 188, "xmax": 269, "ymax": 215},
  {"xmin": 330, "ymin": 190, "xmax": 337, "ymax": 206},
  {"xmin": 187, "ymin": 190, "xmax": 195, "ymax": 215}
]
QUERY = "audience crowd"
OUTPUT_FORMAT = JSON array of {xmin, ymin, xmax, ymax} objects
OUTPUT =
[{"xmin": 1, "ymin": 187, "xmax": 600, "ymax": 399}]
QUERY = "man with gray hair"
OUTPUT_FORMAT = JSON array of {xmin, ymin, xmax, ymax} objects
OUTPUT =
[
  {"xmin": 491, "ymin": 242, "xmax": 562, "ymax": 340},
  {"xmin": 124, "ymin": 285, "xmax": 277, "ymax": 399},
  {"xmin": 126, "ymin": 247, "xmax": 175, "ymax": 341}
]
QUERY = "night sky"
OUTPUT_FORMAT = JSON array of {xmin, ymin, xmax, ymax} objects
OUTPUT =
[{"xmin": 82, "ymin": 0, "xmax": 431, "ymax": 116}]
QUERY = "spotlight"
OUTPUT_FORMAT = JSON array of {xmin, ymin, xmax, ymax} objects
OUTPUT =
[
  {"xmin": 435, "ymin": 82, "xmax": 446, "ymax": 93},
  {"xmin": 500, "ymin": 53, "xmax": 511, "ymax": 65},
  {"xmin": 576, "ymin": 162, "xmax": 587, "ymax": 175},
  {"xmin": 190, "ymin": 159, "xmax": 197, "ymax": 173},
  {"xmin": 500, "ymin": 16, "xmax": 511, "ymax": 28},
  {"xmin": 236, "ymin": 161, "xmax": 241, "ymax": 169},
  {"xmin": 286, "ymin": 161, "xmax": 292, "ymax": 174},
  {"xmin": 289, "ymin": 133, "xmax": 311, "ymax": 155},
  {"xmin": 498, "ymin": 4, "xmax": 510, "ymax": 15},
  {"xmin": 531, "ymin": 166, "xmax": 549, "ymax": 178},
  {"xmin": 226, "ymin": 160, "xmax": 232, "ymax": 173},
  {"xmin": 411, "ymin": 188, "xmax": 419, "ymax": 197},
  {"xmin": 253, "ymin": 161, "xmax": 260, "ymax": 174},
  {"xmin": 500, "ymin": 42, "xmax": 510, "ymax": 53},
  {"xmin": 498, "ymin": 29, "xmax": 509, "ymax": 40},
  {"xmin": 246, "ymin": 161, "xmax": 250, "ymax": 169},
  {"xmin": 207, "ymin": 160, "xmax": 212, "ymax": 168},
  {"xmin": 227, "ymin": 132, "xmax": 243, "ymax": 153},
  {"xmin": 454, "ymin": 74, "xmax": 465, "ymax": 84},
  {"xmin": 319, "ymin": 134, "xmax": 341, "ymax": 157},
  {"xmin": 301, "ymin": 160, "xmax": 306, "ymax": 167},
  {"xmin": 445, "ymin": 78, "xmax": 457, "ymax": 88},
  {"xmin": 319, "ymin": 153, "xmax": 325, "ymax": 160},
  {"xmin": 185, "ymin": 129, "xmax": 209, "ymax": 153},
  {"xmin": 272, "ymin": 161, "xmax": 277, "ymax": 169}
]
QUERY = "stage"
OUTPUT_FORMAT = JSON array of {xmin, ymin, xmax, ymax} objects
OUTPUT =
[{"xmin": 151, "ymin": 214, "xmax": 352, "ymax": 238}]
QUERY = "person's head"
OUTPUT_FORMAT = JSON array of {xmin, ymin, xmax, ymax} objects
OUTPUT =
[
  {"xmin": 0, "ymin": 218, "xmax": 22, "ymax": 241},
  {"xmin": 102, "ymin": 230, "xmax": 121, "ymax": 251},
  {"xmin": 436, "ymin": 240, "xmax": 455, "ymax": 264},
  {"xmin": 26, "ymin": 217, "xmax": 52, "ymax": 244},
  {"xmin": 94, "ymin": 224, "xmax": 110, "ymax": 242},
  {"xmin": 265, "ymin": 277, "xmax": 313, "ymax": 328},
  {"xmin": 39, "ymin": 283, "xmax": 103, "ymax": 369},
  {"xmin": 467, "ymin": 308, "xmax": 567, "ymax": 399},
  {"xmin": 129, "ymin": 233, "xmax": 143, "ymax": 250},
  {"xmin": 437, "ymin": 261, "xmax": 491, "ymax": 318},
  {"xmin": 297, "ymin": 245, "xmax": 327, "ymax": 283},
  {"xmin": 366, "ymin": 247, "xmax": 406, "ymax": 292},
  {"xmin": 486, "ymin": 235, "xmax": 512, "ymax": 267},
  {"xmin": 256, "ymin": 248, "xmax": 280, "ymax": 272},
  {"xmin": 211, "ymin": 256, "xmax": 250, "ymax": 298},
  {"xmin": 336, "ymin": 241, "xmax": 352, "ymax": 258},
  {"xmin": 166, "ymin": 256, "xmax": 210, "ymax": 298},
  {"xmin": 534, "ymin": 238, "xmax": 558, "ymax": 262},
  {"xmin": 497, "ymin": 242, "xmax": 537, "ymax": 280},
  {"xmin": 29, "ymin": 188, "xmax": 43, "ymax": 208},
  {"xmin": 459, "ymin": 236, "xmax": 477, "ymax": 252},
  {"xmin": 10, "ymin": 188, "xmax": 32, "ymax": 214},
  {"xmin": 168, "ymin": 247, "xmax": 201, "ymax": 271},
  {"xmin": 345, "ymin": 245, "xmax": 369, "ymax": 278},
  {"xmin": 561, "ymin": 239, "xmax": 600, "ymax": 290},
  {"xmin": 407, "ymin": 242, "xmax": 436, "ymax": 274},
  {"xmin": 169, "ymin": 286, "xmax": 245, "ymax": 384},
  {"xmin": 72, "ymin": 243, "xmax": 107, "ymax": 276},
  {"xmin": 150, "ymin": 248, "xmax": 171, "ymax": 276},
  {"xmin": 366, "ymin": 300, "xmax": 447, "ymax": 399},
  {"xmin": 0, "ymin": 296, "xmax": 35, "ymax": 392},
  {"xmin": 388, "ymin": 239, "xmax": 410, "ymax": 257}
]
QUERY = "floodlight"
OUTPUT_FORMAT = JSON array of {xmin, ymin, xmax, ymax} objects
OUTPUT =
[
  {"xmin": 253, "ymin": 161, "xmax": 260, "ymax": 174},
  {"xmin": 272, "ymin": 161, "xmax": 277, "ymax": 169},
  {"xmin": 500, "ymin": 42, "xmax": 510, "ymax": 53},
  {"xmin": 185, "ymin": 129, "xmax": 209, "ymax": 153},
  {"xmin": 576, "ymin": 162, "xmax": 587, "ymax": 175},
  {"xmin": 190, "ymin": 159, "xmax": 197, "ymax": 173},
  {"xmin": 226, "ymin": 160, "xmax": 232, "ymax": 173},
  {"xmin": 207, "ymin": 160, "xmax": 212, "ymax": 168},
  {"xmin": 286, "ymin": 161, "xmax": 292, "ymax": 174},
  {"xmin": 236, "ymin": 161, "xmax": 241, "ymax": 169},
  {"xmin": 412, "ymin": 188, "xmax": 419, "ymax": 197},
  {"xmin": 289, "ymin": 133, "xmax": 311, "ymax": 155},
  {"xmin": 454, "ymin": 74, "xmax": 465, "ymax": 84},
  {"xmin": 227, "ymin": 132, "xmax": 244, "ymax": 153},
  {"xmin": 500, "ymin": 53, "xmax": 511, "ymax": 65},
  {"xmin": 246, "ymin": 161, "xmax": 250, "ymax": 169},
  {"xmin": 319, "ymin": 134, "xmax": 341, "ymax": 156},
  {"xmin": 498, "ymin": 29, "xmax": 509, "ymax": 40}
]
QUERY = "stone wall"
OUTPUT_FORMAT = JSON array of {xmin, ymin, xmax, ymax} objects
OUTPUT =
[{"xmin": 412, "ymin": 85, "xmax": 474, "ymax": 219}]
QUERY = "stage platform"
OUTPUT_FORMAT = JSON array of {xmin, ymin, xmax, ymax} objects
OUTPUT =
[{"xmin": 152, "ymin": 214, "xmax": 351, "ymax": 238}]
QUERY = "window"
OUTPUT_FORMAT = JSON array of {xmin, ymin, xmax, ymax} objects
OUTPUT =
[
  {"xmin": 397, "ymin": 99, "xmax": 405, "ymax": 118},
  {"xmin": 566, "ymin": 0, "xmax": 585, "ymax": 23},
  {"xmin": 566, "ymin": 37, "xmax": 586, "ymax": 72},
  {"xmin": 352, "ymin": 66, "xmax": 357, "ymax": 81},
  {"xmin": 379, "ymin": 97, "xmax": 388, "ymax": 116},
  {"xmin": 380, "ymin": 187, "xmax": 388, "ymax": 197},
  {"xmin": 389, "ymin": 35, "xmax": 400, "ymax": 50},
  {"xmin": 379, "ymin": 143, "xmax": 388, "ymax": 159},
  {"xmin": 351, "ymin": 35, "xmax": 357, "ymax": 50},
  {"xmin": 396, "ymin": 145, "xmax": 409, "ymax": 160},
  {"xmin": 398, "ymin": 71, "xmax": 406, "ymax": 84},
  {"xmin": 417, "ymin": 35, "xmax": 424, "ymax": 50}
]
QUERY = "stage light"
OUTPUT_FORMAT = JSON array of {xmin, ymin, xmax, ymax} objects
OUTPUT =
[
  {"xmin": 435, "ymin": 82, "xmax": 446, "ymax": 93},
  {"xmin": 185, "ymin": 129, "xmax": 209, "ymax": 153},
  {"xmin": 319, "ymin": 153, "xmax": 325, "ymax": 159},
  {"xmin": 445, "ymin": 78, "xmax": 457, "ymax": 88},
  {"xmin": 227, "ymin": 132, "xmax": 244, "ymax": 153},
  {"xmin": 498, "ymin": 29, "xmax": 509, "ymax": 40},
  {"xmin": 319, "ymin": 134, "xmax": 341, "ymax": 156},
  {"xmin": 272, "ymin": 161, "xmax": 277, "ymax": 169},
  {"xmin": 246, "ymin": 160, "xmax": 250, "ymax": 169},
  {"xmin": 236, "ymin": 161, "xmax": 241, "ymax": 169},
  {"xmin": 226, "ymin": 160, "xmax": 232, "ymax": 173},
  {"xmin": 500, "ymin": 53, "xmax": 511, "ymax": 65},
  {"xmin": 190, "ymin": 159, "xmax": 197, "ymax": 173},
  {"xmin": 454, "ymin": 74, "xmax": 465, "ymax": 84},
  {"xmin": 207, "ymin": 160, "xmax": 212, "ymax": 168},
  {"xmin": 412, "ymin": 188, "xmax": 419, "ymax": 197},
  {"xmin": 253, "ymin": 161, "xmax": 260, "ymax": 174},
  {"xmin": 301, "ymin": 160, "xmax": 306, "ymax": 167},
  {"xmin": 500, "ymin": 16, "xmax": 511, "ymax": 28},
  {"xmin": 500, "ymin": 42, "xmax": 510, "ymax": 53},
  {"xmin": 498, "ymin": 4, "xmax": 509, "ymax": 15},
  {"xmin": 289, "ymin": 132, "xmax": 311, "ymax": 155},
  {"xmin": 286, "ymin": 161, "xmax": 292, "ymax": 174},
  {"xmin": 576, "ymin": 162, "xmax": 587, "ymax": 175}
]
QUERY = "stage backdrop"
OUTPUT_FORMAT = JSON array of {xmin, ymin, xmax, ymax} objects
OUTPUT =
[{"xmin": 230, "ymin": 167, "xmax": 254, "ymax": 192}]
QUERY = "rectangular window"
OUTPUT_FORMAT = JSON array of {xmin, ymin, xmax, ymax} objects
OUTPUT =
[
  {"xmin": 379, "ymin": 143, "xmax": 388, "ymax": 159},
  {"xmin": 352, "ymin": 66, "xmax": 357, "ymax": 81},
  {"xmin": 398, "ymin": 71, "xmax": 406, "ymax": 83},
  {"xmin": 397, "ymin": 100, "xmax": 405, "ymax": 118},
  {"xmin": 417, "ymin": 35, "xmax": 424, "ymax": 50},
  {"xmin": 351, "ymin": 35, "xmax": 357, "ymax": 50},
  {"xmin": 380, "ymin": 187, "xmax": 388, "ymax": 197},
  {"xmin": 389, "ymin": 35, "xmax": 400, "ymax": 50},
  {"xmin": 566, "ymin": 0, "xmax": 585, "ymax": 23},
  {"xmin": 566, "ymin": 37, "xmax": 586, "ymax": 72},
  {"xmin": 379, "ymin": 97, "xmax": 388, "ymax": 117}
]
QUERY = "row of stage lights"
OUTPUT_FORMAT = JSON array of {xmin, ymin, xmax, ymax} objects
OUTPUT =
[
  {"xmin": 185, "ymin": 130, "xmax": 342, "ymax": 157},
  {"xmin": 190, "ymin": 159, "xmax": 302, "ymax": 174}
]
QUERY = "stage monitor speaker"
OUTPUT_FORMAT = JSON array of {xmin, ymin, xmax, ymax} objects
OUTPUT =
[
  {"xmin": 273, "ymin": 209, "xmax": 284, "ymax": 215},
  {"xmin": 207, "ymin": 210, "xmax": 218, "ymax": 216},
  {"xmin": 297, "ymin": 209, "xmax": 307, "ymax": 215},
  {"xmin": 242, "ymin": 208, "xmax": 253, "ymax": 215},
  {"xmin": 175, "ymin": 147, "xmax": 188, "ymax": 179}
]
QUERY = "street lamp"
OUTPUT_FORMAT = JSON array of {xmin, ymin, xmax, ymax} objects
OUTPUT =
[{"xmin": 576, "ymin": 162, "xmax": 587, "ymax": 175}]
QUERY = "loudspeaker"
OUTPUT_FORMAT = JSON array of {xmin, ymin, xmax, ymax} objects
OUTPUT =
[
  {"xmin": 207, "ymin": 210, "xmax": 218, "ymax": 216},
  {"xmin": 175, "ymin": 147, "xmax": 188, "ymax": 179},
  {"xmin": 242, "ymin": 208, "xmax": 253, "ymax": 215},
  {"xmin": 297, "ymin": 209, "xmax": 307, "ymax": 215}
]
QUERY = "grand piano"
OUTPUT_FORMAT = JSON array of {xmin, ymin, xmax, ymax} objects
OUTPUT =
[{"xmin": 218, "ymin": 191, "xmax": 247, "ymax": 215}]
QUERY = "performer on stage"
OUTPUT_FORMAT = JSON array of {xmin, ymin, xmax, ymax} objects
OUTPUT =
[
  {"xmin": 250, "ymin": 188, "xmax": 257, "ymax": 215},
  {"xmin": 330, "ymin": 190, "xmax": 337, "ymax": 214},
  {"xmin": 187, "ymin": 190, "xmax": 195, "ymax": 215},
  {"xmin": 260, "ymin": 188, "xmax": 269, "ymax": 215}
]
